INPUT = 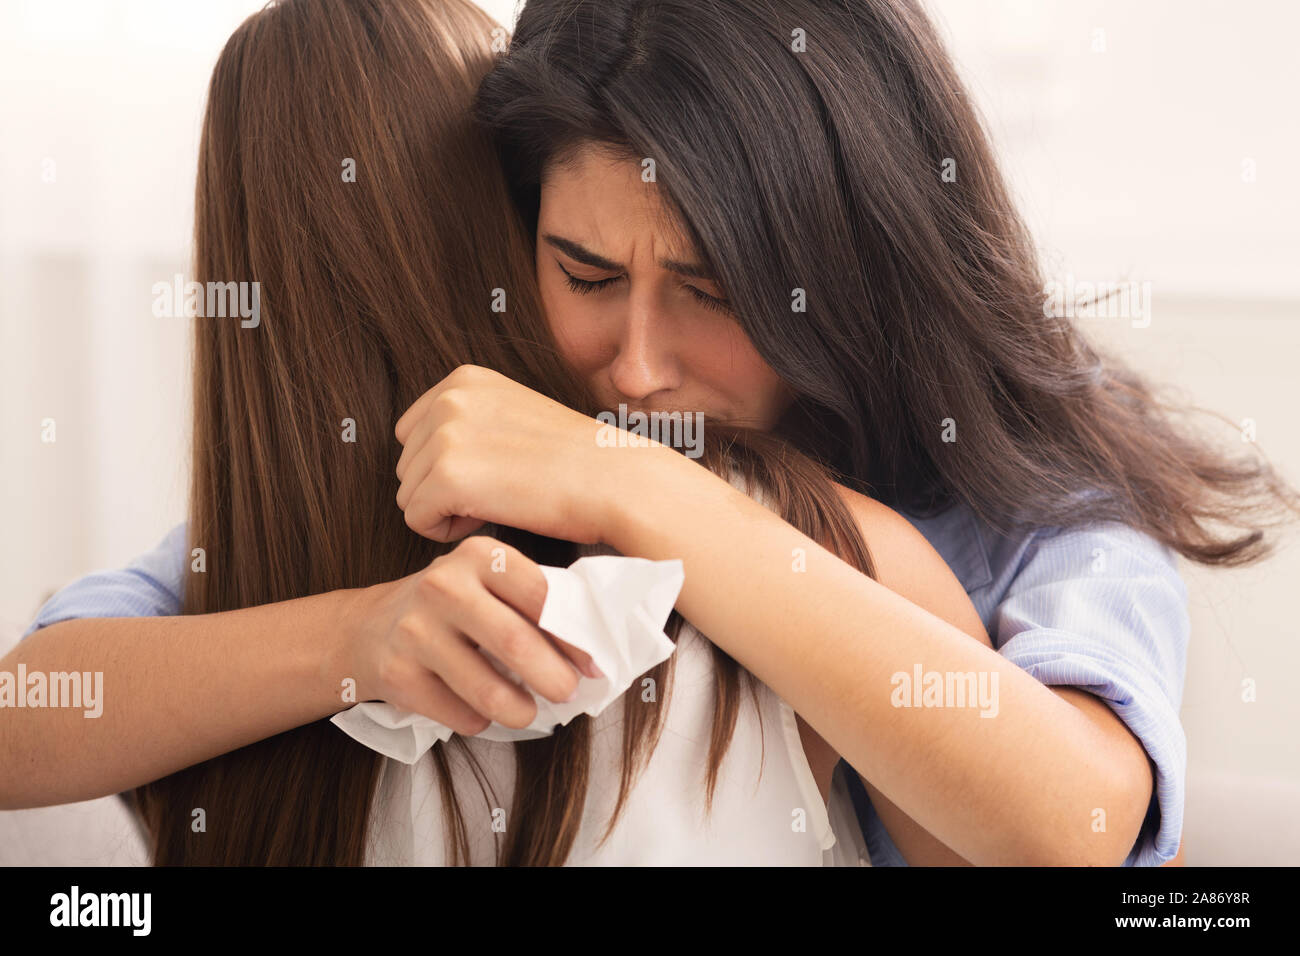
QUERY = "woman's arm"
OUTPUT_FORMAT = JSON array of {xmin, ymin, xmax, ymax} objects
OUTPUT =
[
  {"xmin": 604, "ymin": 448, "xmax": 1155, "ymax": 866},
  {"xmin": 0, "ymin": 593, "xmax": 356, "ymax": 809},
  {"xmin": 806, "ymin": 490, "xmax": 1187, "ymax": 866},
  {"xmin": 1, "ymin": 536, "xmax": 594, "ymax": 810},
  {"xmin": 835, "ymin": 487, "xmax": 995, "ymax": 865}
]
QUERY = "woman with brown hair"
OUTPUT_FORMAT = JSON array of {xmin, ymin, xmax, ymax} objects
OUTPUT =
[{"xmin": 3, "ymin": 0, "xmax": 988, "ymax": 865}]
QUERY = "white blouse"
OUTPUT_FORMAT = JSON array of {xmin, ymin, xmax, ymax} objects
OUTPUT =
[{"xmin": 364, "ymin": 616, "xmax": 871, "ymax": 866}]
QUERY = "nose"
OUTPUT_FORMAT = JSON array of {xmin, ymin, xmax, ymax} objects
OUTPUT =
[{"xmin": 606, "ymin": 297, "xmax": 682, "ymax": 404}]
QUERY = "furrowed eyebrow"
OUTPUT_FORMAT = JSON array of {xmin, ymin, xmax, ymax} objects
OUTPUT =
[
  {"xmin": 541, "ymin": 233, "xmax": 718, "ymax": 281},
  {"xmin": 541, "ymin": 234, "xmax": 622, "ymax": 271},
  {"xmin": 658, "ymin": 256, "xmax": 717, "ymax": 282}
]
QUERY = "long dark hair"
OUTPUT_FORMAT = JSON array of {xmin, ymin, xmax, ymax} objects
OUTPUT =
[
  {"xmin": 475, "ymin": 0, "xmax": 1299, "ymax": 565},
  {"xmin": 131, "ymin": 0, "xmax": 875, "ymax": 866}
]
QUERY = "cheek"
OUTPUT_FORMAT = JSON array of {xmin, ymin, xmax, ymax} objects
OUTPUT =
[
  {"xmin": 539, "ymin": 284, "xmax": 603, "ymax": 375},
  {"xmin": 694, "ymin": 323, "xmax": 784, "ymax": 402},
  {"xmin": 537, "ymin": 265, "xmax": 575, "ymax": 352},
  {"xmin": 736, "ymin": 358, "xmax": 791, "ymax": 421}
]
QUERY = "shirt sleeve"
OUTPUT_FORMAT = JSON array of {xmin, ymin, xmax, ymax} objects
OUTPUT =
[
  {"xmin": 852, "ymin": 520, "xmax": 1189, "ymax": 867},
  {"xmin": 22, "ymin": 523, "xmax": 189, "ymax": 639},
  {"xmin": 991, "ymin": 522, "xmax": 1189, "ymax": 866}
]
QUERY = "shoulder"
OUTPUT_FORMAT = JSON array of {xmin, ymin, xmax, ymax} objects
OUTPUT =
[
  {"xmin": 987, "ymin": 519, "xmax": 1191, "ymax": 695},
  {"xmin": 986, "ymin": 518, "xmax": 1190, "ymax": 640},
  {"xmin": 1010, "ymin": 520, "xmax": 1186, "ymax": 592},
  {"xmin": 835, "ymin": 486, "xmax": 989, "ymax": 644},
  {"xmin": 883, "ymin": 497, "xmax": 1188, "ymax": 633}
]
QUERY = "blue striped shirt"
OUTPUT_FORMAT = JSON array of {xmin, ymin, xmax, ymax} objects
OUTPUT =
[{"xmin": 22, "ymin": 504, "xmax": 1189, "ymax": 866}]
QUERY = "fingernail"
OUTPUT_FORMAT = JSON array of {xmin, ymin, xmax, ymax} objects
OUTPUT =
[
  {"xmin": 565, "ymin": 685, "xmax": 580, "ymax": 702},
  {"xmin": 585, "ymin": 660, "xmax": 604, "ymax": 680}
]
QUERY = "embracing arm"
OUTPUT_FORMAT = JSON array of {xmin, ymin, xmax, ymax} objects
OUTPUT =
[
  {"xmin": 604, "ymin": 448, "xmax": 1156, "ymax": 866},
  {"xmin": 813, "ymin": 487, "xmax": 991, "ymax": 865},
  {"xmin": 0, "ymin": 595, "xmax": 357, "ymax": 809},
  {"xmin": 1, "ymin": 536, "xmax": 593, "ymax": 810},
  {"xmin": 817, "ymin": 488, "xmax": 1184, "ymax": 866}
]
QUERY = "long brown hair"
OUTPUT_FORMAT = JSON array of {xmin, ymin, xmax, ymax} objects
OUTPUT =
[
  {"xmin": 132, "ymin": 0, "xmax": 874, "ymax": 866},
  {"xmin": 475, "ymin": 0, "xmax": 1300, "ymax": 566}
]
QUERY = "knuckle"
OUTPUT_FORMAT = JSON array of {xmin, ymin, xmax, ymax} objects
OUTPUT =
[
  {"xmin": 403, "ymin": 494, "xmax": 436, "ymax": 531},
  {"xmin": 493, "ymin": 624, "xmax": 529, "ymax": 662},
  {"xmin": 418, "ymin": 565, "xmax": 458, "ymax": 601},
  {"xmin": 432, "ymin": 389, "xmax": 469, "ymax": 421},
  {"xmin": 435, "ymin": 419, "xmax": 469, "ymax": 454},
  {"xmin": 402, "ymin": 507, "xmax": 422, "ymax": 533},
  {"xmin": 475, "ymin": 681, "xmax": 515, "ymax": 720},
  {"xmin": 522, "ymin": 569, "xmax": 548, "ymax": 614},
  {"xmin": 426, "ymin": 453, "xmax": 458, "ymax": 490},
  {"xmin": 460, "ymin": 535, "xmax": 495, "ymax": 563}
]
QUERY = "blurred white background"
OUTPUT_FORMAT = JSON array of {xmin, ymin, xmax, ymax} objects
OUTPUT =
[{"xmin": 1, "ymin": 0, "xmax": 1297, "ymax": 863}]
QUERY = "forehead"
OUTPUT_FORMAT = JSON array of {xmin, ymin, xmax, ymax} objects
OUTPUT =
[{"xmin": 539, "ymin": 142, "xmax": 693, "ymax": 250}]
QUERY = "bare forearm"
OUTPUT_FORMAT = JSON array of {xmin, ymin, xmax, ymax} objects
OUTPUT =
[
  {"xmin": 605, "ymin": 449, "xmax": 1151, "ymax": 865},
  {"xmin": 0, "ymin": 590, "xmax": 358, "ymax": 809}
]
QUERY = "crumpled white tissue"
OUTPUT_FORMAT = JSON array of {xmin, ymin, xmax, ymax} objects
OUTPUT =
[{"xmin": 330, "ymin": 555, "xmax": 684, "ymax": 763}]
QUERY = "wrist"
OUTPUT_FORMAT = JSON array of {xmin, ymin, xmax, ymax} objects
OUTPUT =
[
  {"xmin": 324, "ymin": 582, "xmax": 380, "ymax": 708},
  {"xmin": 598, "ymin": 443, "xmax": 701, "ymax": 554}
]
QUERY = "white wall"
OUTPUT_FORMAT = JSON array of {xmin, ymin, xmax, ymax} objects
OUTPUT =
[
  {"xmin": 0, "ymin": 0, "xmax": 261, "ymax": 633},
  {"xmin": 2, "ymin": 0, "xmax": 1296, "ymax": 861}
]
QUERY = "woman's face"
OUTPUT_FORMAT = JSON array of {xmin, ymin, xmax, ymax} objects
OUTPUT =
[{"xmin": 536, "ymin": 143, "xmax": 793, "ymax": 428}]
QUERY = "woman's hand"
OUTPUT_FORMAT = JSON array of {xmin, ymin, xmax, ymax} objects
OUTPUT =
[
  {"xmin": 394, "ymin": 364, "xmax": 656, "ymax": 545},
  {"xmin": 345, "ymin": 534, "xmax": 602, "ymax": 734}
]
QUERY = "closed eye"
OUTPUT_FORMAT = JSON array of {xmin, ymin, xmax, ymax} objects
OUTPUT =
[
  {"xmin": 558, "ymin": 261, "xmax": 623, "ymax": 295},
  {"xmin": 557, "ymin": 259, "xmax": 734, "ymax": 315},
  {"xmin": 684, "ymin": 284, "xmax": 734, "ymax": 315}
]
